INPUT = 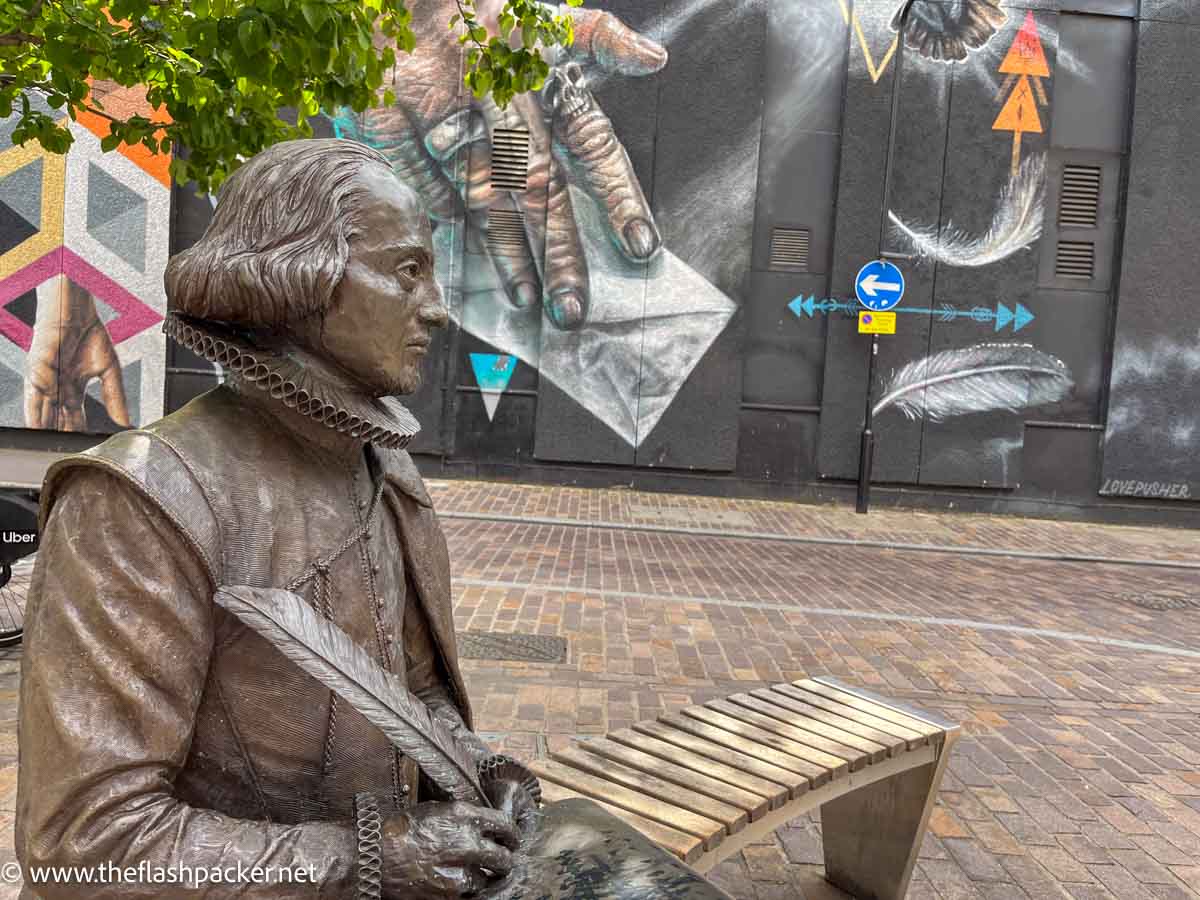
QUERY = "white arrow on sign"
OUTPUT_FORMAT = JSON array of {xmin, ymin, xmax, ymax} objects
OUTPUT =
[{"xmin": 860, "ymin": 273, "xmax": 902, "ymax": 297}]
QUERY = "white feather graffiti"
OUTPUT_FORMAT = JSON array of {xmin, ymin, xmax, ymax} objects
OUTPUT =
[
  {"xmin": 873, "ymin": 342, "xmax": 1073, "ymax": 421},
  {"xmin": 888, "ymin": 153, "xmax": 1045, "ymax": 268}
]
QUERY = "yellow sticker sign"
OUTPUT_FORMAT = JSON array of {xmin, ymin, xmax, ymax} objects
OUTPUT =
[{"xmin": 858, "ymin": 311, "xmax": 896, "ymax": 335}]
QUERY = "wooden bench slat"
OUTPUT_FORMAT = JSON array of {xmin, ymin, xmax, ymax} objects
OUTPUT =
[
  {"xmin": 631, "ymin": 720, "xmax": 810, "ymax": 800},
  {"xmin": 707, "ymin": 697, "xmax": 875, "ymax": 769},
  {"xmin": 552, "ymin": 745, "xmax": 748, "ymax": 834},
  {"xmin": 814, "ymin": 677, "xmax": 961, "ymax": 733},
  {"xmin": 530, "ymin": 759, "xmax": 726, "ymax": 850},
  {"xmin": 774, "ymin": 683, "xmax": 927, "ymax": 749},
  {"xmin": 538, "ymin": 780, "xmax": 703, "ymax": 864},
  {"xmin": 681, "ymin": 706, "xmax": 850, "ymax": 777},
  {"xmin": 731, "ymin": 693, "xmax": 889, "ymax": 763},
  {"xmin": 795, "ymin": 680, "xmax": 944, "ymax": 739},
  {"xmin": 609, "ymin": 728, "xmax": 791, "ymax": 810},
  {"xmin": 755, "ymin": 687, "xmax": 907, "ymax": 756},
  {"xmin": 580, "ymin": 737, "xmax": 771, "ymax": 821},
  {"xmin": 659, "ymin": 714, "xmax": 832, "ymax": 786}
]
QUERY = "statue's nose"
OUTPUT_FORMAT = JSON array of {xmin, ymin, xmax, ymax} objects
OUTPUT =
[{"xmin": 419, "ymin": 282, "xmax": 449, "ymax": 328}]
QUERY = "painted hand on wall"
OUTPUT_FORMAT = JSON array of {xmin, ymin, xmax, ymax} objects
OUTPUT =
[
  {"xmin": 337, "ymin": 1, "xmax": 667, "ymax": 330},
  {"xmin": 24, "ymin": 278, "xmax": 130, "ymax": 431}
]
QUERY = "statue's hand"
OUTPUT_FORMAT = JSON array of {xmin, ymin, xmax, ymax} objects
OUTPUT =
[
  {"xmin": 380, "ymin": 801, "xmax": 519, "ymax": 899},
  {"xmin": 484, "ymin": 777, "xmax": 539, "ymax": 835}
]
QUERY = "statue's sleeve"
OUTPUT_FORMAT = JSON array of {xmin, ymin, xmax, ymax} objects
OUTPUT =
[
  {"xmin": 405, "ymin": 596, "xmax": 491, "ymax": 764},
  {"xmin": 15, "ymin": 468, "xmax": 358, "ymax": 898}
]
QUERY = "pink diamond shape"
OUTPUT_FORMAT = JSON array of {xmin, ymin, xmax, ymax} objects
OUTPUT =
[
  {"xmin": 61, "ymin": 248, "xmax": 163, "ymax": 344},
  {"xmin": 0, "ymin": 249, "xmax": 61, "ymax": 352}
]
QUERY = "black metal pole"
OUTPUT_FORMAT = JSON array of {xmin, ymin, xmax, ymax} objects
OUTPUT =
[
  {"xmin": 856, "ymin": 0, "xmax": 918, "ymax": 515},
  {"xmin": 856, "ymin": 334, "xmax": 879, "ymax": 514}
]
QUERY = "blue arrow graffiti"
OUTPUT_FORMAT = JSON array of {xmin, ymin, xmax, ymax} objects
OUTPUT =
[{"xmin": 788, "ymin": 296, "xmax": 1035, "ymax": 333}]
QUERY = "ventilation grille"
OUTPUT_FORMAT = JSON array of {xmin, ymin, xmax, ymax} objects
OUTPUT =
[
  {"xmin": 1060, "ymin": 165, "xmax": 1101, "ymax": 228},
  {"xmin": 1055, "ymin": 241, "xmax": 1095, "ymax": 280},
  {"xmin": 487, "ymin": 208, "xmax": 527, "ymax": 257},
  {"xmin": 768, "ymin": 226, "xmax": 810, "ymax": 271},
  {"xmin": 491, "ymin": 129, "xmax": 530, "ymax": 192}
]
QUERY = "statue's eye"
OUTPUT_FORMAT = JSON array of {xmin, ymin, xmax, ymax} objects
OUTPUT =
[{"xmin": 397, "ymin": 261, "xmax": 420, "ymax": 280}]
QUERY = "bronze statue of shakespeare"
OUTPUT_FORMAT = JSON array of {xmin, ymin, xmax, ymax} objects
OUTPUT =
[{"xmin": 15, "ymin": 139, "xmax": 730, "ymax": 900}]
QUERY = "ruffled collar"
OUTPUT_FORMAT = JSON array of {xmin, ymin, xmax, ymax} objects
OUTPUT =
[{"xmin": 164, "ymin": 312, "xmax": 421, "ymax": 450}]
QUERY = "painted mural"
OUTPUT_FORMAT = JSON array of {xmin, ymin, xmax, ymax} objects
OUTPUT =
[
  {"xmin": 0, "ymin": 82, "xmax": 169, "ymax": 433},
  {"xmin": 807, "ymin": 2, "xmax": 1086, "ymax": 490},
  {"xmin": 317, "ymin": 0, "xmax": 1130, "ymax": 492},
  {"xmin": 332, "ymin": 0, "xmax": 758, "ymax": 468},
  {"xmin": 147, "ymin": 0, "xmax": 1189, "ymax": 512}
]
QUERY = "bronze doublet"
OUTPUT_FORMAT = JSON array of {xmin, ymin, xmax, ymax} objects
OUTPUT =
[{"xmin": 17, "ymin": 383, "xmax": 472, "ymax": 896}]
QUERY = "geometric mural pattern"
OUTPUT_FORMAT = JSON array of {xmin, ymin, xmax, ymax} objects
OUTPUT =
[{"xmin": 0, "ymin": 83, "xmax": 170, "ymax": 434}]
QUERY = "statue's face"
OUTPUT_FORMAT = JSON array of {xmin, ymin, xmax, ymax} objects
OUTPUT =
[{"xmin": 303, "ymin": 165, "xmax": 447, "ymax": 397}]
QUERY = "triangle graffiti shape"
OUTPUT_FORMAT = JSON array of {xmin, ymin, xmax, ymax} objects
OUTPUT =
[
  {"xmin": 1000, "ymin": 11, "xmax": 1050, "ymax": 78},
  {"xmin": 469, "ymin": 353, "xmax": 516, "ymax": 422},
  {"xmin": 0, "ymin": 157, "xmax": 43, "ymax": 232},
  {"xmin": 87, "ymin": 162, "xmax": 145, "ymax": 232},
  {"xmin": 0, "ymin": 198, "xmax": 37, "ymax": 256},
  {"xmin": 787, "ymin": 295, "xmax": 813, "ymax": 319},
  {"xmin": 480, "ymin": 390, "xmax": 503, "ymax": 422},
  {"xmin": 995, "ymin": 302, "xmax": 1013, "ymax": 332},
  {"xmin": 1013, "ymin": 303, "xmax": 1035, "ymax": 333},
  {"xmin": 90, "ymin": 204, "xmax": 147, "ymax": 272},
  {"xmin": 993, "ymin": 76, "xmax": 1043, "ymax": 135},
  {"xmin": 838, "ymin": 0, "xmax": 899, "ymax": 84}
]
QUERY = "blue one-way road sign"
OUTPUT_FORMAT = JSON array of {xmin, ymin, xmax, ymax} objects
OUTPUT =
[{"xmin": 855, "ymin": 260, "xmax": 906, "ymax": 312}]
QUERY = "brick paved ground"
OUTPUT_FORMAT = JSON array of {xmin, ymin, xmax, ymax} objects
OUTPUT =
[
  {"xmin": 431, "ymin": 479, "xmax": 1200, "ymax": 564},
  {"xmin": 0, "ymin": 479, "xmax": 1198, "ymax": 898}
]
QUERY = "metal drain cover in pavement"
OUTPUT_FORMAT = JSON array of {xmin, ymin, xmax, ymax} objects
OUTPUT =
[
  {"xmin": 457, "ymin": 632, "xmax": 568, "ymax": 663},
  {"xmin": 1118, "ymin": 593, "xmax": 1200, "ymax": 611}
]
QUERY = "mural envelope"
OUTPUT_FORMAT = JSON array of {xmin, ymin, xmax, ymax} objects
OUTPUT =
[{"xmin": 442, "ymin": 183, "xmax": 738, "ymax": 448}]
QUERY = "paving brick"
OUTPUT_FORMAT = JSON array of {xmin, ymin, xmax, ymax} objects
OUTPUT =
[
  {"xmin": 1056, "ymin": 834, "xmax": 1113, "ymax": 866},
  {"xmin": 931, "ymin": 806, "xmax": 974, "ymax": 839},
  {"xmin": 969, "ymin": 819, "xmax": 1028, "ymax": 856},
  {"xmin": 1097, "ymin": 803, "xmax": 1157, "ymax": 836},
  {"xmin": 973, "ymin": 786, "xmax": 1022, "ymax": 814},
  {"xmin": 1001, "ymin": 855, "xmax": 1077, "ymax": 898},
  {"xmin": 1144, "ymin": 883, "xmax": 1198, "ymax": 900},
  {"xmin": 1086, "ymin": 864, "xmax": 1158, "ymax": 899},
  {"xmin": 1108, "ymin": 848, "xmax": 1185, "ymax": 886},
  {"xmin": 743, "ymin": 843, "xmax": 793, "ymax": 883},
  {"xmin": 920, "ymin": 858, "xmax": 986, "ymax": 898},
  {"xmin": 999, "ymin": 812, "xmax": 1062, "ymax": 847},
  {"xmin": 1132, "ymin": 835, "xmax": 1196, "ymax": 867},
  {"xmin": 1168, "ymin": 866, "xmax": 1200, "ymax": 893},
  {"xmin": 1028, "ymin": 845, "xmax": 1097, "ymax": 883},
  {"xmin": 944, "ymin": 837, "xmax": 1010, "ymax": 882},
  {"xmin": 778, "ymin": 822, "xmax": 824, "ymax": 866},
  {"xmin": 1064, "ymin": 886, "xmax": 1118, "ymax": 900}
]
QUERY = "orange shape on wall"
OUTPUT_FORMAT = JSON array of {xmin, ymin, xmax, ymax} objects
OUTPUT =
[
  {"xmin": 999, "ymin": 11, "xmax": 1050, "ymax": 78},
  {"xmin": 77, "ymin": 80, "xmax": 173, "ymax": 188},
  {"xmin": 992, "ymin": 76, "xmax": 1043, "ymax": 135}
]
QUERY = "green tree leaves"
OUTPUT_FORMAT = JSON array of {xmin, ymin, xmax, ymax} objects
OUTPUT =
[
  {"xmin": 0, "ymin": 0, "xmax": 577, "ymax": 192},
  {"xmin": 455, "ymin": 0, "xmax": 581, "ymax": 106}
]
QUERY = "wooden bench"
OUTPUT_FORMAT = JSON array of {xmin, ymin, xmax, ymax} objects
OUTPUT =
[{"xmin": 530, "ymin": 677, "xmax": 959, "ymax": 900}]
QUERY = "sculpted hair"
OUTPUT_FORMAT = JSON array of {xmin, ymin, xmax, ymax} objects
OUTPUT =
[{"xmin": 165, "ymin": 139, "xmax": 393, "ymax": 329}]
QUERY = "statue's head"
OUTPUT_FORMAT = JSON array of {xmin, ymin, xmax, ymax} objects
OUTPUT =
[{"xmin": 165, "ymin": 139, "xmax": 447, "ymax": 397}]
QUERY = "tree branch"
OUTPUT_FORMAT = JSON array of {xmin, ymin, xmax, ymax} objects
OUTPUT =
[{"xmin": 0, "ymin": 32, "xmax": 43, "ymax": 46}]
